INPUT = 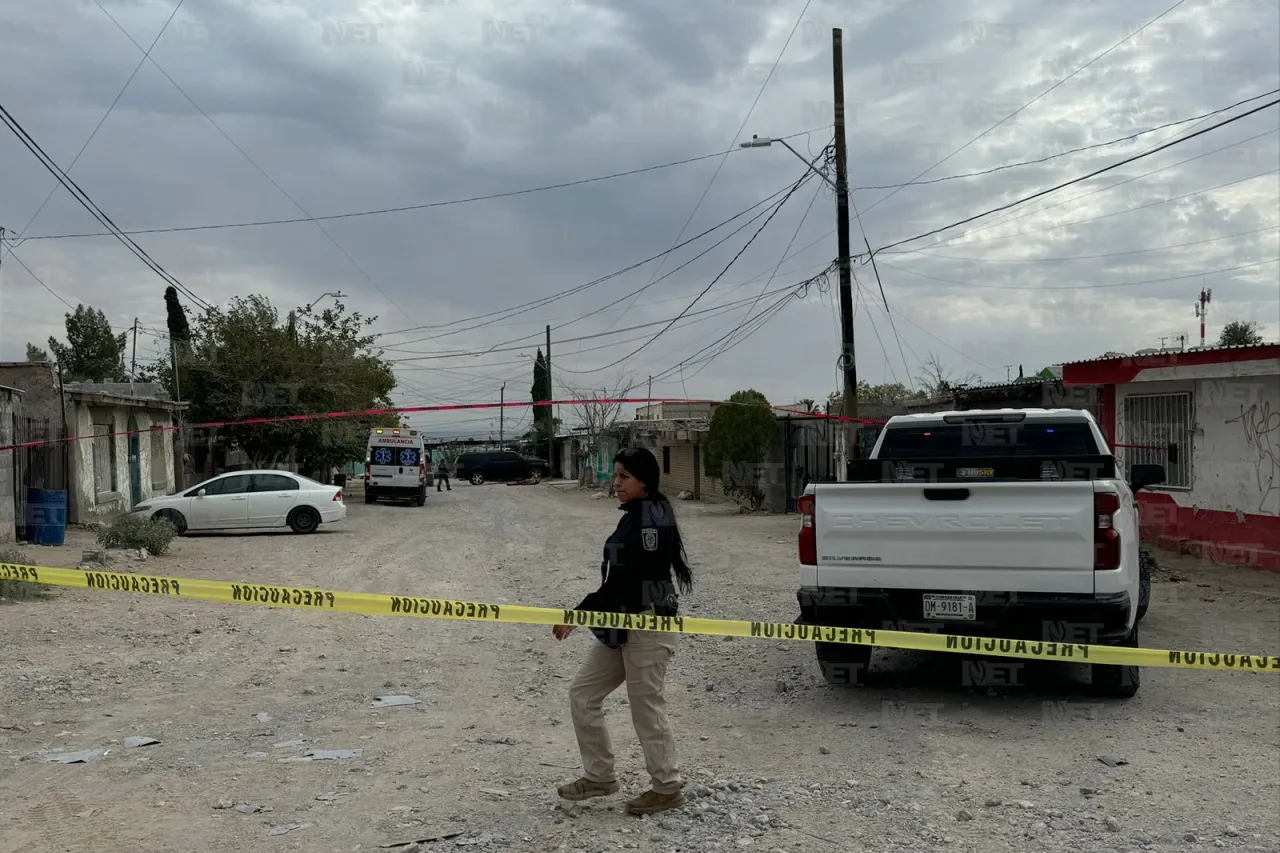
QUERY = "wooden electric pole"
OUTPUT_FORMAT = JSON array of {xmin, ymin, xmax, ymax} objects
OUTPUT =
[
  {"xmin": 499, "ymin": 382, "xmax": 505, "ymax": 446},
  {"xmin": 130, "ymin": 318, "xmax": 139, "ymax": 387},
  {"xmin": 545, "ymin": 324, "xmax": 553, "ymax": 472},
  {"xmin": 832, "ymin": 28, "xmax": 858, "ymax": 477}
]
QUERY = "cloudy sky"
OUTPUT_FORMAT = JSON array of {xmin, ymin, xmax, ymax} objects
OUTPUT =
[{"xmin": 1, "ymin": 0, "xmax": 1277, "ymax": 439}]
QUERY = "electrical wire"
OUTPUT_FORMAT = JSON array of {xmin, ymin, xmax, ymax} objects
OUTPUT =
[
  {"xmin": 574, "ymin": 170, "xmax": 818, "ymax": 374},
  {"xmin": 856, "ymin": 0, "xmax": 1193, "ymax": 220},
  {"xmin": 866, "ymin": 98, "xmax": 1280, "ymax": 257},
  {"xmin": 1, "ymin": 0, "xmax": 187, "ymax": 265},
  {"xmin": 0, "ymin": 104, "xmax": 212, "ymax": 310},
  {"xmin": 590, "ymin": 0, "xmax": 815, "ymax": 345},
  {"xmin": 0, "ymin": 246, "xmax": 76, "ymax": 310},
  {"xmin": 386, "ymin": 180, "xmax": 811, "ymax": 350},
  {"xmin": 902, "ymin": 124, "xmax": 1278, "ymax": 252},
  {"xmin": 849, "ymin": 90, "xmax": 1280, "ymax": 191},
  {"xmin": 889, "ymin": 225, "xmax": 1279, "ymax": 263},
  {"xmin": 369, "ymin": 178, "xmax": 807, "ymax": 341},
  {"xmin": 879, "ymin": 257, "xmax": 1279, "ymax": 291},
  {"xmin": 16, "ymin": 128, "xmax": 830, "ymax": 243}
]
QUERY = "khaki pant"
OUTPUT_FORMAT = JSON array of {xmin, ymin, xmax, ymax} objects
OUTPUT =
[{"xmin": 569, "ymin": 628, "xmax": 681, "ymax": 794}]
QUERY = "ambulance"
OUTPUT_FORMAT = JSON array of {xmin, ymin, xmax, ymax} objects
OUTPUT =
[{"xmin": 364, "ymin": 427, "xmax": 430, "ymax": 505}]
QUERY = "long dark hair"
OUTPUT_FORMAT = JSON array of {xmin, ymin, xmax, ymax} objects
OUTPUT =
[{"xmin": 614, "ymin": 447, "xmax": 694, "ymax": 594}]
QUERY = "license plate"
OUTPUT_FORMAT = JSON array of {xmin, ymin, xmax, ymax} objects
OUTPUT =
[
  {"xmin": 923, "ymin": 594, "xmax": 976, "ymax": 621},
  {"xmin": 957, "ymin": 467, "xmax": 994, "ymax": 479}
]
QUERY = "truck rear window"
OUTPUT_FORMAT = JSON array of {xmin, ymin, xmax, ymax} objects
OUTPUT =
[
  {"xmin": 370, "ymin": 446, "xmax": 421, "ymax": 467},
  {"xmin": 877, "ymin": 421, "xmax": 1099, "ymax": 458}
]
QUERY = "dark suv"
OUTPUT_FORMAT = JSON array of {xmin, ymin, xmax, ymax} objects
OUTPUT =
[{"xmin": 454, "ymin": 451, "xmax": 549, "ymax": 485}]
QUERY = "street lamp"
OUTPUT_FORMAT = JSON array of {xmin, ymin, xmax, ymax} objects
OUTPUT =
[
  {"xmin": 739, "ymin": 135, "xmax": 836, "ymax": 190},
  {"xmin": 305, "ymin": 290, "xmax": 347, "ymax": 312}
]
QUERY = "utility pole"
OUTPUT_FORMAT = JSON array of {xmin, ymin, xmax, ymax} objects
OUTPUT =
[
  {"xmin": 545, "ymin": 324, "xmax": 554, "ymax": 472},
  {"xmin": 171, "ymin": 338, "xmax": 184, "ymax": 488},
  {"xmin": 1005, "ymin": 365, "xmax": 1013, "ymax": 382},
  {"xmin": 647, "ymin": 375, "xmax": 653, "ymax": 414},
  {"xmin": 832, "ymin": 28, "xmax": 858, "ymax": 478},
  {"xmin": 130, "ymin": 318, "xmax": 139, "ymax": 391},
  {"xmin": 499, "ymin": 382, "xmax": 506, "ymax": 446}
]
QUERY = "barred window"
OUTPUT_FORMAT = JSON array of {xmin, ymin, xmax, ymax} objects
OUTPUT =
[{"xmin": 1121, "ymin": 393, "xmax": 1192, "ymax": 489}]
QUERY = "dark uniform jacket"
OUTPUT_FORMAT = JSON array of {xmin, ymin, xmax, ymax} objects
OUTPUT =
[{"xmin": 575, "ymin": 497, "xmax": 680, "ymax": 647}]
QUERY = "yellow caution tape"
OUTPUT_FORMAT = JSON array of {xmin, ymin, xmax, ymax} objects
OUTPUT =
[{"xmin": 3, "ymin": 561, "xmax": 1277, "ymax": 672}]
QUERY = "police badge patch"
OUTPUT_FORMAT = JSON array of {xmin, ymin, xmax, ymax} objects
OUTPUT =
[{"xmin": 641, "ymin": 528, "xmax": 659, "ymax": 551}]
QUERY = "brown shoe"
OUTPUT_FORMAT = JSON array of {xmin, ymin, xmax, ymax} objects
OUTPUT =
[
  {"xmin": 625, "ymin": 789, "xmax": 685, "ymax": 816},
  {"xmin": 557, "ymin": 777, "xmax": 619, "ymax": 801}
]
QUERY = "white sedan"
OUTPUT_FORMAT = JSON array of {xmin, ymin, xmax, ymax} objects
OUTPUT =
[{"xmin": 131, "ymin": 470, "xmax": 346, "ymax": 535}]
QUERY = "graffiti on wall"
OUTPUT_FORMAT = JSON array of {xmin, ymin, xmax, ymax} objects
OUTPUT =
[{"xmin": 1227, "ymin": 401, "xmax": 1279, "ymax": 514}]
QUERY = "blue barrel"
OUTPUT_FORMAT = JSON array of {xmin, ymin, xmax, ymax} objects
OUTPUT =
[{"xmin": 25, "ymin": 489, "xmax": 68, "ymax": 546}]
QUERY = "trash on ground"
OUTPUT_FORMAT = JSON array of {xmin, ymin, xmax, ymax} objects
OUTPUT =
[
  {"xmin": 267, "ymin": 822, "xmax": 309, "ymax": 836},
  {"xmin": 254, "ymin": 713, "xmax": 272, "ymax": 724},
  {"xmin": 279, "ymin": 748, "xmax": 362, "ymax": 762},
  {"xmin": 372, "ymin": 695, "xmax": 421, "ymax": 708},
  {"xmin": 379, "ymin": 828, "xmax": 465, "ymax": 848},
  {"xmin": 42, "ymin": 749, "xmax": 107, "ymax": 764},
  {"xmin": 123, "ymin": 736, "xmax": 160, "ymax": 749}
]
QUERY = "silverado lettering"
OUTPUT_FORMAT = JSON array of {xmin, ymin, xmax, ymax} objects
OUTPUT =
[{"xmin": 834, "ymin": 514, "xmax": 1075, "ymax": 531}]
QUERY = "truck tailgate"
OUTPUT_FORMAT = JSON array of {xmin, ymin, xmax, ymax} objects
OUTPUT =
[{"xmin": 813, "ymin": 481, "xmax": 1097, "ymax": 594}]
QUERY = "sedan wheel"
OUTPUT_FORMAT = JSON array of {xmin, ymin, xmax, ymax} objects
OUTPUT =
[
  {"xmin": 155, "ymin": 509, "xmax": 187, "ymax": 535},
  {"xmin": 289, "ymin": 507, "xmax": 320, "ymax": 534}
]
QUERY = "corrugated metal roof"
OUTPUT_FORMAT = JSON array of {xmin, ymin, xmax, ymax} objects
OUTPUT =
[{"xmin": 1061, "ymin": 342, "xmax": 1277, "ymax": 365}]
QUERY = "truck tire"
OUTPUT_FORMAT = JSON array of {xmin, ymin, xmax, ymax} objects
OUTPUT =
[
  {"xmin": 364, "ymin": 489, "xmax": 376, "ymax": 504},
  {"xmin": 815, "ymin": 641, "xmax": 872, "ymax": 687},
  {"xmin": 1136, "ymin": 549, "xmax": 1155, "ymax": 622},
  {"xmin": 1090, "ymin": 625, "xmax": 1140, "ymax": 698}
]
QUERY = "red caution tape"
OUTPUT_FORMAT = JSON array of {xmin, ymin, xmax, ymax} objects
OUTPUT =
[{"xmin": 0, "ymin": 397, "xmax": 886, "ymax": 452}]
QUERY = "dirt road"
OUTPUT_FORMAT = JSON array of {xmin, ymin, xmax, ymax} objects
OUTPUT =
[{"xmin": 2, "ymin": 484, "xmax": 1278, "ymax": 853}]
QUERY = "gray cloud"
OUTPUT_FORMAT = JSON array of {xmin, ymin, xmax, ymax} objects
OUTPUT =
[{"xmin": 1, "ymin": 0, "xmax": 1277, "ymax": 437}]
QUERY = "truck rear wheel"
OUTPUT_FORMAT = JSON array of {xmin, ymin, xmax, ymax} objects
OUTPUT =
[
  {"xmin": 815, "ymin": 641, "xmax": 872, "ymax": 687},
  {"xmin": 1136, "ymin": 549, "xmax": 1155, "ymax": 622},
  {"xmin": 1090, "ymin": 625, "xmax": 1140, "ymax": 698}
]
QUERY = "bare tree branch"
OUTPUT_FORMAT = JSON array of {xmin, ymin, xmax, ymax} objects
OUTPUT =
[{"xmin": 563, "ymin": 373, "xmax": 634, "ymax": 488}]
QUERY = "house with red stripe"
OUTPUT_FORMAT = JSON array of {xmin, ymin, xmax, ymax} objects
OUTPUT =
[{"xmin": 1062, "ymin": 344, "xmax": 1280, "ymax": 572}]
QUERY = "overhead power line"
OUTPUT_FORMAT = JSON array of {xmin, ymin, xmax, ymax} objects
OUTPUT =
[
  {"xmin": 18, "ymin": 128, "xmax": 829, "ymax": 243},
  {"xmin": 578, "ymin": 170, "xmax": 819, "ymax": 374},
  {"xmin": 851, "ymin": 91, "xmax": 1280, "ymax": 192},
  {"xmin": 370, "ymin": 178, "xmax": 808, "ymax": 341},
  {"xmin": 857, "ymin": 0, "xmax": 1193, "ymax": 220},
  {"xmin": 866, "ymin": 97, "xmax": 1280, "ymax": 257},
  {"xmin": 0, "ymin": 103, "xmax": 212, "ymax": 310},
  {"xmin": 881, "ymin": 257, "xmax": 1280, "ymax": 291}
]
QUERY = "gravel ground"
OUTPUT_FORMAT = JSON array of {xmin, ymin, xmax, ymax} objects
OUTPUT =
[{"xmin": 1, "ymin": 483, "xmax": 1278, "ymax": 853}]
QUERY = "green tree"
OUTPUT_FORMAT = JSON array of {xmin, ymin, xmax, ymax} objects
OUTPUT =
[
  {"xmin": 704, "ymin": 389, "xmax": 776, "ymax": 510},
  {"xmin": 25, "ymin": 342, "xmax": 48, "ymax": 362},
  {"xmin": 181, "ymin": 295, "xmax": 398, "ymax": 475},
  {"xmin": 1218, "ymin": 320, "xmax": 1263, "ymax": 347},
  {"xmin": 164, "ymin": 286, "xmax": 191, "ymax": 343},
  {"xmin": 531, "ymin": 349, "xmax": 551, "ymax": 437},
  {"xmin": 47, "ymin": 304, "xmax": 128, "ymax": 382}
]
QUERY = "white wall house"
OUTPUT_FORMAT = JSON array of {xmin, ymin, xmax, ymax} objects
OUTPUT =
[{"xmin": 1064, "ymin": 344, "xmax": 1280, "ymax": 572}]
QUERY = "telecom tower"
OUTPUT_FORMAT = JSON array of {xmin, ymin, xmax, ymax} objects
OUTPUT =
[{"xmin": 1195, "ymin": 287, "xmax": 1212, "ymax": 347}]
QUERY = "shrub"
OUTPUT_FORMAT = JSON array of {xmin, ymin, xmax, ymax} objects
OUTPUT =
[
  {"xmin": 96, "ymin": 513, "xmax": 177, "ymax": 556},
  {"xmin": 704, "ymin": 389, "xmax": 776, "ymax": 511},
  {"xmin": 0, "ymin": 547, "xmax": 51, "ymax": 601}
]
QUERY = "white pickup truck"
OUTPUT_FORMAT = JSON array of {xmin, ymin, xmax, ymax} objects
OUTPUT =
[{"xmin": 796, "ymin": 408, "xmax": 1166, "ymax": 698}]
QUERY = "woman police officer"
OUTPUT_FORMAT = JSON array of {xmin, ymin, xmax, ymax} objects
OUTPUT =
[{"xmin": 553, "ymin": 447, "xmax": 694, "ymax": 816}]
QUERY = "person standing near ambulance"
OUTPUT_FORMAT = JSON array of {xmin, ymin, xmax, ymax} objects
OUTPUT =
[{"xmin": 553, "ymin": 447, "xmax": 694, "ymax": 816}]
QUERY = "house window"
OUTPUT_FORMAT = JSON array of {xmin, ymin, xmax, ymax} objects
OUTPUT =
[
  {"xmin": 92, "ymin": 422, "xmax": 117, "ymax": 494},
  {"xmin": 1122, "ymin": 392, "xmax": 1192, "ymax": 489},
  {"xmin": 662, "ymin": 446, "xmax": 670, "ymax": 474}
]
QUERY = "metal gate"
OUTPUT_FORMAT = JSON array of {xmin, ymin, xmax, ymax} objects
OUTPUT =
[
  {"xmin": 13, "ymin": 416, "xmax": 69, "ymax": 540},
  {"xmin": 782, "ymin": 416, "xmax": 837, "ymax": 512}
]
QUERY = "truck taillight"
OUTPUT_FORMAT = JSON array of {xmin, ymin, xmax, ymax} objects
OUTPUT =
[
  {"xmin": 1094, "ymin": 491, "xmax": 1121, "ymax": 571},
  {"xmin": 419, "ymin": 461, "xmax": 427, "ymax": 483},
  {"xmin": 798, "ymin": 494, "xmax": 816, "ymax": 566},
  {"xmin": 364, "ymin": 462, "xmax": 370, "ymax": 482}
]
